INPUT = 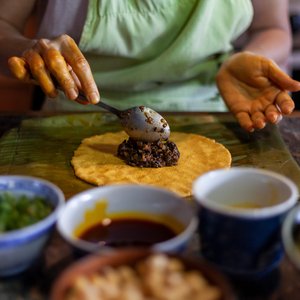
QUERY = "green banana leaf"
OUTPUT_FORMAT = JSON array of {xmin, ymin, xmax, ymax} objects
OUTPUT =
[{"xmin": 0, "ymin": 112, "xmax": 299, "ymax": 200}]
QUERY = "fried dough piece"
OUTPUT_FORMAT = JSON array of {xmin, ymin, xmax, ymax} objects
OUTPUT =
[{"xmin": 71, "ymin": 131, "xmax": 231, "ymax": 197}]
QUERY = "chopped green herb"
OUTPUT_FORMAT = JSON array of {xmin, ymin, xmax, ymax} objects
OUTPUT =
[{"xmin": 0, "ymin": 192, "xmax": 53, "ymax": 232}]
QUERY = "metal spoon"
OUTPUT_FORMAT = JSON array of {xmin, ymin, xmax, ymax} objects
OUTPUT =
[{"xmin": 77, "ymin": 93, "xmax": 171, "ymax": 142}]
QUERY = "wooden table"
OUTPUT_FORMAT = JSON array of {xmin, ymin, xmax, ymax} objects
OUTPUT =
[{"xmin": 0, "ymin": 111, "xmax": 300, "ymax": 300}]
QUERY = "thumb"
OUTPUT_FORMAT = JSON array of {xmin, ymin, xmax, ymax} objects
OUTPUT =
[
  {"xmin": 7, "ymin": 56, "xmax": 30, "ymax": 81},
  {"xmin": 268, "ymin": 61, "xmax": 300, "ymax": 92}
]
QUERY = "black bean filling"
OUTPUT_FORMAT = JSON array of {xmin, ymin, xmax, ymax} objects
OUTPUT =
[{"xmin": 117, "ymin": 138, "xmax": 180, "ymax": 168}]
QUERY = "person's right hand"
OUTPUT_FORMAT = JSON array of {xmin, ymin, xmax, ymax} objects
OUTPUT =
[{"xmin": 7, "ymin": 34, "xmax": 100, "ymax": 105}]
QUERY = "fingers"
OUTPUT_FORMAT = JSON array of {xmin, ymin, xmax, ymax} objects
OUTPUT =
[
  {"xmin": 251, "ymin": 111, "xmax": 266, "ymax": 130},
  {"xmin": 275, "ymin": 91, "xmax": 295, "ymax": 115},
  {"xmin": 36, "ymin": 39, "xmax": 79, "ymax": 100},
  {"xmin": 267, "ymin": 60, "xmax": 300, "ymax": 92},
  {"xmin": 235, "ymin": 112, "xmax": 254, "ymax": 132},
  {"xmin": 234, "ymin": 101, "xmax": 282, "ymax": 132},
  {"xmin": 59, "ymin": 35, "xmax": 100, "ymax": 104},
  {"xmin": 67, "ymin": 64, "xmax": 82, "ymax": 90},
  {"xmin": 42, "ymin": 48, "xmax": 79, "ymax": 100},
  {"xmin": 265, "ymin": 104, "xmax": 282, "ymax": 124},
  {"xmin": 75, "ymin": 97, "xmax": 90, "ymax": 105},
  {"xmin": 235, "ymin": 98, "xmax": 290, "ymax": 132},
  {"xmin": 236, "ymin": 112, "xmax": 265, "ymax": 132},
  {"xmin": 248, "ymin": 98, "xmax": 289, "ymax": 130},
  {"xmin": 8, "ymin": 35, "xmax": 99, "ymax": 105},
  {"xmin": 67, "ymin": 66, "xmax": 89, "ymax": 104},
  {"xmin": 225, "ymin": 101, "xmax": 257, "ymax": 132},
  {"xmin": 23, "ymin": 49, "xmax": 58, "ymax": 98}
]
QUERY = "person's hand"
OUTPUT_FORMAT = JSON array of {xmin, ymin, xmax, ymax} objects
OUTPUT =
[
  {"xmin": 7, "ymin": 34, "xmax": 99, "ymax": 105},
  {"xmin": 216, "ymin": 51, "xmax": 300, "ymax": 132}
]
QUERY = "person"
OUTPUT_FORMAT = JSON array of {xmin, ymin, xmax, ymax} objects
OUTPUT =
[{"xmin": 1, "ymin": 0, "xmax": 300, "ymax": 132}]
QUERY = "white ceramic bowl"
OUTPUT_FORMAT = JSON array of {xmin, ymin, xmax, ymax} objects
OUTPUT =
[
  {"xmin": 0, "ymin": 175, "xmax": 65, "ymax": 276},
  {"xmin": 282, "ymin": 204, "xmax": 300, "ymax": 269},
  {"xmin": 57, "ymin": 184, "xmax": 197, "ymax": 254}
]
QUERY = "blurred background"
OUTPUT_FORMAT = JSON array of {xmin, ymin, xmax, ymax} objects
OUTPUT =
[
  {"xmin": 290, "ymin": 0, "xmax": 300, "ymax": 110},
  {"xmin": 1, "ymin": 1, "xmax": 300, "ymax": 113}
]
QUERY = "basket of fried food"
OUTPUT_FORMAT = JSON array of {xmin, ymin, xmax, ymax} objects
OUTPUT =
[{"xmin": 50, "ymin": 248, "xmax": 235, "ymax": 300}]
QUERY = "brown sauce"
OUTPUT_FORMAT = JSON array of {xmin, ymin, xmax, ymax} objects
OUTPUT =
[{"xmin": 78, "ymin": 218, "xmax": 177, "ymax": 247}]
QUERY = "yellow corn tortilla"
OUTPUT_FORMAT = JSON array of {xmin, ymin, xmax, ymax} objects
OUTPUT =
[{"xmin": 71, "ymin": 131, "xmax": 231, "ymax": 197}]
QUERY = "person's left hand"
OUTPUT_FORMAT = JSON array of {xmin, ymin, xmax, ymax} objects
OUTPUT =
[{"xmin": 216, "ymin": 51, "xmax": 300, "ymax": 132}]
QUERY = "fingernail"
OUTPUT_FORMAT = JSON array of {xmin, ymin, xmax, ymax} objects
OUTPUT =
[
  {"xmin": 49, "ymin": 90, "xmax": 58, "ymax": 98},
  {"xmin": 88, "ymin": 92, "xmax": 100, "ymax": 104},
  {"xmin": 282, "ymin": 105, "xmax": 293, "ymax": 115},
  {"xmin": 276, "ymin": 114, "xmax": 283, "ymax": 124},
  {"xmin": 68, "ymin": 88, "xmax": 78, "ymax": 100},
  {"xmin": 247, "ymin": 126, "xmax": 254, "ymax": 133}
]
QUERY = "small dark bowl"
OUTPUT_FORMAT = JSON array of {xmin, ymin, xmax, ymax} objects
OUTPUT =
[
  {"xmin": 282, "ymin": 204, "xmax": 300, "ymax": 269},
  {"xmin": 50, "ymin": 248, "xmax": 235, "ymax": 300}
]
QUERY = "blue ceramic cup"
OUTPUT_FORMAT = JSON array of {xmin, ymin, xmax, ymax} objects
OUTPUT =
[{"xmin": 193, "ymin": 167, "xmax": 298, "ymax": 279}]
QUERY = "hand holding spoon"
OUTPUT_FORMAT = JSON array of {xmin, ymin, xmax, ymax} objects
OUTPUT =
[{"xmin": 7, "ymin": 56, "xmax": 170, "ymax": 142}]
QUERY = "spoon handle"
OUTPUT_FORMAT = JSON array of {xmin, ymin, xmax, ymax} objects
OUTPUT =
[
  {"xmin": 94, "ymin": 101, "xmax": 122, "ymax": 117},
  {"xmin": 31, "ymin": 77, "xmax": 122, "ymax": 117},
  {"xmin": 76, "ymin": 92, "xmax": 122, "ymax": 117}
]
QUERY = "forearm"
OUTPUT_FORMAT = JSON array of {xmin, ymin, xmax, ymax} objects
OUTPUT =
[
  {"xmin": 242, "ymin": 0, "xmax": 292, "ymax": 70},
  {"xmin": 243, "ymin": 28, "xmax": 291, "ymax": 68},
  {"xmin": 0, "ymin": 0, "xmax": 37, "ymax": 76},
  {"xmin": 0, "ymin": 20, "xmax": 36, "ymax": 76}
]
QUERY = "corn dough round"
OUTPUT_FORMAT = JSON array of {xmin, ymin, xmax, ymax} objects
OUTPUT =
[{"xmin": 71, "ymin": 131, "xmax": 231, "ymax": 197}]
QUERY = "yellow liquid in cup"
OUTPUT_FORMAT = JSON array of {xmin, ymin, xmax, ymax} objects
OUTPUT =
[
  {"xmin": 229, "ymin": 202, "xmax": 264, "ymax": 209},
  {"xmin": 228, "ymin": 195, "xmax": 279, "ymax": 210}
]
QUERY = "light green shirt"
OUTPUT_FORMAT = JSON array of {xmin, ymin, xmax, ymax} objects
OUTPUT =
[{"xmin": 44, "ymin": 0, "xmax": 253, "ymax": 112}]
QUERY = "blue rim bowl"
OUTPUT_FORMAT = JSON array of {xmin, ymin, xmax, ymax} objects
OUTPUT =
[{"xmin": 0, "ymin": 175, "xmax": 65, "ymax": 276}]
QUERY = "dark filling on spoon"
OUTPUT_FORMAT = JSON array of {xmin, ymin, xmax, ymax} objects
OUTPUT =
[{"xmin": 117, "ymin": 138, "xmax": 180, "ymax": 168}]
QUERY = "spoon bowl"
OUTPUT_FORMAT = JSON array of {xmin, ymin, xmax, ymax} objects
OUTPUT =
[
  {"xmin": 118, "ymin": 106, "xmax": 170, "ymax": 142},
  {"xmin": 78, "ymin": 93, "xmax": 171, "ymax": 142}
]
